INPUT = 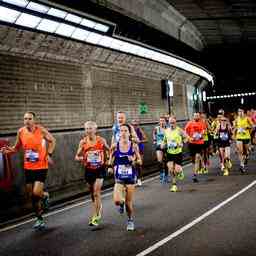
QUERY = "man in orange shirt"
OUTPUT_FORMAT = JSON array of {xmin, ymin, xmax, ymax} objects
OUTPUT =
[
  {"xmin": 2, "ymin": 112, "xmax": 56, "ymax": 229},
  {"xmin": 185, "ymin": 113, "xmax": 205, "ymax": 182}
]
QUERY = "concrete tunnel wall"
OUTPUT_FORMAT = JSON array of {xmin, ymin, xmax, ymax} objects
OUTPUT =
[{"xmin": 0, "ymin": 25, "xmax": 206, "ymax": 222}]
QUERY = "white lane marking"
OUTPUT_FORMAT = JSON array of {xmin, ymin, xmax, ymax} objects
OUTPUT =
[
  {"xmin": 1, "ymin": 162, "xmax": 185, "ymax": 233},
  {"xmin": 136, "ymin": 179, "xmax": 256, "ymax": 256}
]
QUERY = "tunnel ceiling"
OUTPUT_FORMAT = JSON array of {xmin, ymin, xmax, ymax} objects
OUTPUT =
[
  {"xmin": 167, "ymin": 0, "xmax": 256, "ymax": 47},
  {"xmin": 41, "ymin": 0, "xmax": 256, "ymax": 95}
]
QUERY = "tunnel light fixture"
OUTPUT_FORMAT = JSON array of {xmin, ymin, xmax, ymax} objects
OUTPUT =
[
  {"xmin": 81, "ymin": 18, "xmax": 96, "ymax": 28},
  {"xmin": 0, "ymin": 0, "xmax": 214, "ymax": 83},
  {"xmin": 55, "ymin": 23, "xmax": 76, "ymax": 37},
  {"xmin": 26, "ymin": 2, "xmax": 49, "ymax": 13},
  {"xmin": 15, "ymin": 12, "xmax": 41, "ymax": 28},
  {"xmin": 65, "ymin": 13, "xmax": 82, "ymax": 24},
  {"xmin": 98, "ymin": 35, "xmax": 113, "ymax": 48},
  {"xmin": 206, "ymin": 92, "xmax": 256, "ymax": 100},
  {"xmin": 0, "ymin": 6, "xmax": 20, "ymax": 22},
  {"xmin": 119, "ymin": 41, "xmax": 132, "ymax": 53},
  {"xmin": 37, "ymin": 18, "xmax": 59, "ymax": 33},
  {"xmin": 3, "ymin": 0, "xmax": 28, "ymax": 7},
  {"xmin": 109, "ymin": 38, "xmax": 123, "ymax": 50},
  {"xmin": 71, "ymin": 28, "xmax": 90, "ymax": 41},
  {"xmin": 47, "ymin": 7, "xmax": 67, "ymax": 19},
  {"xmin": 94, "ymin": 23, "xmax": 109, "ymax": 33},
  {"xmin": 85, "ymin": 32, "xmax": 103, "ymax": 44}
]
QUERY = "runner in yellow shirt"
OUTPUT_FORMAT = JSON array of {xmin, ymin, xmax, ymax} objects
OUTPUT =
[{"xmin": 233, "ymin": 108, "xmax": 253, "ymax": 173}]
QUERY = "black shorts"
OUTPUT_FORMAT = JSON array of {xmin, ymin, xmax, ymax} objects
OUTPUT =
[
  {"xmin": 188, "ymin": 143, "xmax": 203, "ymax": 157},
  {"xmin": 218, "ymin": 140, "xmax": 230, "ymax": 148},
  {"xmin": 203, "ymin": 140, "xmax": 210, "ymax": 149},
  {"xmin": 115, "ymin": 177, "xmax": 137, "ymax": 185},
  {"xmin": 166, "ymin": 153, "xmax": 182, "ymax": 165},
  {"xmin": 236, "ymin": 139, "xmax": 250, "ymax": 145},
  {"xmin": 84, "ymin": 167, "xmax": 106, "ymax": 185},
  {"xmin": 24, "ymin": 169, "xmax": 48, "ymax": 184},
  {"xmin": 154, "ymin": 144, "xmax": 163, "ymax": 151}
]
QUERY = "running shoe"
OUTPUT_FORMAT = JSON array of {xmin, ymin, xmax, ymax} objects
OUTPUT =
[
  {"xmin": 42, "ymin": 193, "xmax": 50, "ymax": 211},
  {"xmin": 192, "ymin": 176, "xmax": 199, "ymax": 183},
  {"xmin": 33, "ymin": 218, "xmax": 46, "ymax": 230},
  {"xmin": 89, "ymin": 215, "xmax": 101, "ymax": 226},
  {"xmin": 197, "ymin": 168, "xmax": 203, "ymax": 174},
  {"xmin": 170, "ymin": 184, "xmax": 178, "ymax": 192},
  {"xmin": 126, "ymin": 219, "xmax": 135, "ymax": 231},
  {"xmin": 202, "ymin": 167, "xmax": 208, "ymax": 174},
  {"xmin": 240, "ymin": 165, "xmax": 246, "ymax": 174},
  {"xmin": 137, "ymin": 179, "xmax": 142, "ymax": 186},
  {"xmin": 227, "ymin": 160, "xmax": 232, "ymax": 169},
  {"xmin": 177, "ymin": 171, "xmax": 185, "ymax": 180},
  {"xmin": 223, "ymin": 169, "xmax": 229, "ymax": 176}
]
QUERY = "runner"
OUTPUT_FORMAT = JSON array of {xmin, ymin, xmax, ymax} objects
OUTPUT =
[
  {"xmin": 233, "ymin": 108, "xmax": 253, "ymax": 173},
  {"xmin": 161, "ymin": 116, "xmax": 187, "ymax": 192},
  {"xmin": 108, "ymin": 124, "xmax": 142, "ymax": 231},
  {"xmin": 211, "ymin": 113, "xmax": 223, "ymax": 155},
  {"xmin": 216, "ymin": 117, "xmax": 233, "ymax": 176},
  {"xmin": 152, "ymin": 116, "xmax": 167, "ymax": 183},
  {"xmin": 251, "ymin": 109, "xmax": 256, "ymax": 146},
  {"xmin": 111, "ymin": 111, "xmax": 138, "ymax": 145},
  {"xmin": 185, "ymin": 113, "xmax": 205, "ymax": 182},
  {"xmin": 1, "ymin": 112, "xmax": 55, "ymax": 229},
  {"xmin": 200, "ymin": 113, "xmax": 211, "ymax": 174},
  {"xmin": 75, "ymin": 121, "xmax": 110, "ymax": 226},
  {"xmin": 131, "ymin": 119, "xmax": 148, "ymax": 186}
]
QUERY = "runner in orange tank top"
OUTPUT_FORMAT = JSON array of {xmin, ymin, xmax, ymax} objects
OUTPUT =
[
  {"xmin": 75, "ymin": 121, "xmax": 110, "ymax": 227},
  {"xmin": 1, "ymin": 111, "xmax": 56, "ymax": 229}
]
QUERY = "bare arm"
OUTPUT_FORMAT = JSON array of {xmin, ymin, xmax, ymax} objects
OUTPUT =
[
  {"xmin": 101, "ymin": 137, "xmax": 110, "ymax": 163},
  {"xmin": 108, "ymin": 143, "xmax": 116, "ymax": 166},
  {"xmin": 41, "ymin": 127, "xmax": 56, "ymax": 154},
  {"xmin": 133, "ymin": 143, "xmax": 142, "ymax": 165},
  {"xmin": 1, "ymin": 131, "xmax": 21, "ymax": 154},
  {"xmin": 75, "ymin": 140, "xmax": 84, "ymax": 161},
  {"xmin": 140, "ymin": 128, "xmax": 148, "ymax": 143}
]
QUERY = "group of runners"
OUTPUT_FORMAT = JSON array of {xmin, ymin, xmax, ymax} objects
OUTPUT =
[{"xmin": 1, "ymin": 108, "xmax": 256, "ymax": 231}]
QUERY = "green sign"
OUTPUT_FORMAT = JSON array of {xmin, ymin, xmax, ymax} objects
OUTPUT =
[{"xmin": 139, "ymin": 102, "xmax": 148, "ymax": 114}]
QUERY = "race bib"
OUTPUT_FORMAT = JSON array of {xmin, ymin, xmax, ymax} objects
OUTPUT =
[
  {"xmin": 156, "ymin": 134, "xmax": 164, "ymax": 145},
  {"xmin": 193, "ymin": 132, "xmax": 202, "ymax": 141},
  {"xmin": 87, "ymin": 151, "xmax": 102, "ymax": 166},
  {"xmin": 116, "ymin": 165, "xmax": 133, "ymax": 179},
  {"xmin": 25, "ymin": 150, "xmax": 39, "ymax": 163},
  {"xmin": 238, "ymin": 128, "xmax": 245, "ymax": 133},
  {"xmin": 219, "ymin": 132, "xmax": 229, "ymax": 141},
  {"xmin": 168, "ymin": 141, "xmax": 177, "ymax": 149}
]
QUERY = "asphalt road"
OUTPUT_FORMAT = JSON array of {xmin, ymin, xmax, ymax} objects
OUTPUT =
[{"xmin": 1, "ymin": 150, "xmax": 256, "ymax": 256}]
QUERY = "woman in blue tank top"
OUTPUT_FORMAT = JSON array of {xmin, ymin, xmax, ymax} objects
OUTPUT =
[{"xmin": 108, "ymin": 124, "xmax": 142, "ymax": 231}]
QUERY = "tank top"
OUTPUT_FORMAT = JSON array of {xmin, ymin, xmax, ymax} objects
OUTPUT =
[
  {"xmin": 218, "ymin": 125, "xmax": 230, "ymax": 142},
  {"xmin": 114, "ymin": 142, "xmax": 136, "ymax": 180},
  {"xmin": 82, "ymin": 136, "xmax": 105, "ymax": 170},
  {"xmin": 164, "ymin": 127, "xmax": 183, "ymax": 154},
  {"xmin": 155, "ymin": 126, "xmax": 165, "ymax": 145},
  {"xmin": 19, "ymin": 126, "xmax": 48, "ymax": 170},
  {"xmin": 235, "ymin": 117, "xmax": 251, "ymax": 140}
]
